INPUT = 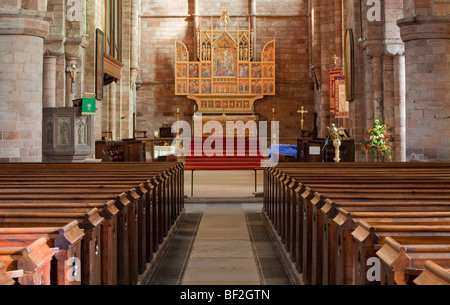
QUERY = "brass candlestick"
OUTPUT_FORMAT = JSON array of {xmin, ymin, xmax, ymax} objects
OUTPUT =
[{"xmin": 327, "ymin": 123, "xmax": 349, "ymax": 163}]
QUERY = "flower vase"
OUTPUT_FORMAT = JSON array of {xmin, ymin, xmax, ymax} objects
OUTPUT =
[{"xmin": 370, "ymin": 151, "xmax": 381, "ymax": 162}]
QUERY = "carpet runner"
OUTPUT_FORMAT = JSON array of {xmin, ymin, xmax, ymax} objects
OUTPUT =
[{"xmin": 184, "ymin": 136, "xmax": 265, "ymax": 170}]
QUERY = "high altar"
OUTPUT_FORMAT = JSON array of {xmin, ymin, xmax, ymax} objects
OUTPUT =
[{"xmin": 175, "ymin": 12, "xmax": 275, "ymax": 130}]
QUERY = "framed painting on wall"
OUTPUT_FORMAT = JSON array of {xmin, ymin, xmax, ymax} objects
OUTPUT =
[
  {"xmin": 95, "ymin": 29, "xmax": 104, "ymax": 101},
  {"xmin": 344, "ymin": 28, "xmax": 354, "ymax": 101}
]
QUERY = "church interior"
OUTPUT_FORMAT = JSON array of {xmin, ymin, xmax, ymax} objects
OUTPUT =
[{"xmin": 0, "ymin": 0, "xmax": 449, "ymax": 288}]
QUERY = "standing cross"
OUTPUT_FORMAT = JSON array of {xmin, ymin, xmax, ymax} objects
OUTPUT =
[{"xmin": 297, "ymin": 106, "xmax": 308, "ymax": 131}]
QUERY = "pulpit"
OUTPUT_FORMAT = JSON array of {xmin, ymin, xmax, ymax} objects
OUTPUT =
[{"xmin": 43, "ymin": 107, "xmax": 95, "ymax": 162}]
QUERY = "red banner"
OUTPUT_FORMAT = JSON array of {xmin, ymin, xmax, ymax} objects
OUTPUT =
[{"xmin": 328, "ymin": 69, "xmax": 343, "ymax": 115}]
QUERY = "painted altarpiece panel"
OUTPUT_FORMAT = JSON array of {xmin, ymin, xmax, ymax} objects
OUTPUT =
[{"xmin": 174, "ymin": 15, "xmax": 275, "ymax": 115}]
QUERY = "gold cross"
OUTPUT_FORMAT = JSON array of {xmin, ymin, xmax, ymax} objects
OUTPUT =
[
  {"xmin": 297, "ymin": 106, "xmax": 308, "ymax": 130},
  {"xmin": 333, "ymin": 54, "xmax": 338, "ymax": 65}
]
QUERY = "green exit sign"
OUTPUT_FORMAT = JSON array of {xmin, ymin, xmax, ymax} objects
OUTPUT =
[{"xmin": 82, "ymin": 98, "xmax": 96, "ymax": 115}]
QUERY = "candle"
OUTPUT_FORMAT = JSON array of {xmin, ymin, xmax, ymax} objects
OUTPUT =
[{"xmin": 177, "ymin": 108, "xmax": 180, "ymax": 113}]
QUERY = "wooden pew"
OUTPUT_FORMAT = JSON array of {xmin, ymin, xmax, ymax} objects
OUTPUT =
[
  {"xmin": 263, "ymin": 164, "xmax": 450, "ymax": 285},
  {"xmin": 0, "ymin": 237, "xmax": 54, "ymax": 285},
  {"xmin": 414, "ymin": 261, "xmax": 450, "ymax": 285},
  {"xmin": 331, "ymin": 208, "xmax": 450, "ymax": 285},
  {"xmin": 0, "ymin": 208, "xmax": 103, "ymax": 285},
  {"xmin": 0, "ymin": 178, "xmax": 163, "ymax": 279},
  {"xmin": 0, "ymin": 188, "xmax": 147, "ymax": 285},
  {"xmin": 352, "ymin": 220, "xmax": 450, "ymax": 285},
  {"xmin": 0, "ymin": 162, "xmax": 184, "ymax": 285},
  {"xmin": 0, "ymin": 261, "xmax": 15, "ymax": 285},
  {"xmin": 318, "ymin": 198, "xmax": 450, "ymax": 286},
  {"xmin": 376, "ymin": 237, "xmax": 450, "ymax": 285},
  {"xmin": 0, "ymin": 220, "xmax": 84, "ymax": 285},
  {"xmin": 0, "ymin": 199, "xmax": 119, "ymax": 285}
]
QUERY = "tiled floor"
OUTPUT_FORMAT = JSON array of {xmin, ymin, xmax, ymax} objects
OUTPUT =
[
  {"xmin": 146, "ymin": 170, "xmax": 292, "ymax": 286},
  {"xmin": 184, "ymin": 170, "xmax": 264, "ymax": 198},
  {"xmin": 146, "ymin": 203, "xmax": 293, "ymax": 286}
]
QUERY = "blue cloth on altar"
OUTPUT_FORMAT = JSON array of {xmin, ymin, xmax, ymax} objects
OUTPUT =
[{"xmin": 269, "ymin": 145, "xmax": 298, "ymax": 158}]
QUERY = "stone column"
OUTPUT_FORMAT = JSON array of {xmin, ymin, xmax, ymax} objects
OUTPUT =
[
  {"xmin": 43, "ymin": 36, "xmax": 66, "ymax": 108},
  {"xmin": 64, "ymin": 0, "xmax": 87, "ymax": 107},
  {"xmin": 398, "ymin": 9, "xmax": 450, "ymax": 161},
  {"xmin": 0, "ymin": 2, "xmax": 52, "ymax": 162},
  {"xmin": 393, "ymin": 51, "xmax": 406, "ymax": 161},
  {"xmin": 43, "ymin": 56, "xmax": 57, "ymax": 108},
  {"xmin": 384, "ymin": 43, "xmax": 406, "ymax": 162},
  {"xmin": 109, "ymin": 82, "xmax": 117, "ymax": 140},
  {"xmin": 130, "ymin": 0, "xmax": 140, "ymax": 134},
  {"xmin": 131, "ymin": 0, "xmax": 140, "ymax": 84},
  {"xmin": 193, "ymin": 0, "xmax": 200, "ymax": 60},
  {"xmin": 249, "ymin": 0, "xmax": 257, "ymax": 54}
]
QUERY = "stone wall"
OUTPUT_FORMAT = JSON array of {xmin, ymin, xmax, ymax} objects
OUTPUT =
[
  {"xmin": 398, "ymin": 1, "xmax": 450, "ymax": 161},
  {"xmin": 137, "ymin": 0, "xmax": 314, "ymax": 139},
  {"xmin": 0, "ymin": 2, "xmax": 52, "ymax": 162}
]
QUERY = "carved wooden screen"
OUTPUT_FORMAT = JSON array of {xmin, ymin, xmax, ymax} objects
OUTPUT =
[{"xmin": 175, "ymin": 15, "xmax": 275, "ymax": 114}]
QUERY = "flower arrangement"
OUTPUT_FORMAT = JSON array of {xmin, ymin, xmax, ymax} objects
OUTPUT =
[{"xmin": 361, "ymin": 119, "xmax": 392, "ymax": 160}]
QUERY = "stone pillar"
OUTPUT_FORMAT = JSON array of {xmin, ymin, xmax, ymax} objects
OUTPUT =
[
  {"xmin": 318, "ymin": 0, "xmax": 334, "ymax": 137},
  {"xmin": 372, "ymin": 52, "xmax": 384, "ymax": 121},
  {"xmin": 0, "ymin": 2, "xmax": 52, "ymax": 162},
  {"xmin": 64, "ymin": 0, "xmax": 87, "ymax": 107},
  {"xmin": 43, "ymin": 56, "xmax": 57, "ymax": 108},
  {"xmin": 193, "ymin": 0, "xmax": 200, "ymax": 60},
  {"xmin": 109, "ymin": 82, "xmax": 117, "ymax": 140},
  {"xmin": 249, "ymin": 0, "xmax": 256, "ymax": 53},
  {"xmin": 130, "ymin": 0, "xmax": 140, "ymax": 134},
  {"xmin": 384, "ymin": 44, "xmax": 406, "ymax": 162},
  {"xmin": 398, "ymin": 8, "xmax": 450, "ymax": 161},
  {"xmin": 394, "ymin": 52, "xmax": 406, "ymax": 161},
  {"xmin": 43, "ymin": 37, "xmax": 66, "ymax": 108},
  {"xmin": 311, "ymin": 0, "xmax": 322, "ymax": 120},
  {"xmin": 131, "ymin": 0, "xmax": 139, "ymax": 82}
]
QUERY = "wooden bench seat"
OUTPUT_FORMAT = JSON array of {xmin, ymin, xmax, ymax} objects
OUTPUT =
[
  {"xmin": 286, "ymin": 184, "xmax": 450, "ymax": 285},
  {"xmin": 0, "ymin": 237, "xmax": 54, "ymax": 285},
  {"xmin": 331, "ymin": 208, "xmax": 450, "ymax": 285},
  {"xmin": 0, "ymin": 176, "xmax": 170, "ymax": 281},
  {"xmin": 414, "ymin": 261, "xmax": 450, "ymax": 285},
  {"xmin": 352, "ymin": 220, "xmax": 450, "ymax": 285},
  {"xmin": 376, "ymin": 237, "xmax": 450, "ymax": 285},
  {"xmin": 0, "ymin": 162, "xmax": 184, "ymax": 285},
  {"xmin": 0, "ymin": 220, "xmax": 84, "ymax": 285},
  {"xmin": 316, "ymin": 198, "xmax": 450, "ymax": 286},
  {"xmin": 263, "ymin": 163, "xmax": 450, "ymax": 286},
  {"xmin": 0, "ymin": 261, "xmax": 15, "ymax": 285},
  {"xmin": 0, "ymin": 208, "xmax": 103, "ymax": 285},
  {"xmin": 0, "ymin": 190, "xmax": 146, "ymax": 285},
  {"xmin": 321, "ymin": 201, "xmax": 450, "ymax": 286}
]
